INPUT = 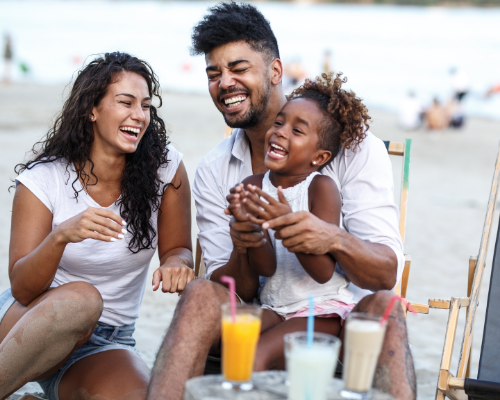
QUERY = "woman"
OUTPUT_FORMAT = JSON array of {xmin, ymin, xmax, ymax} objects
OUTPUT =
[{"xmin": 0, "ymin": 52, "xmax": 194, "ymax": 400}]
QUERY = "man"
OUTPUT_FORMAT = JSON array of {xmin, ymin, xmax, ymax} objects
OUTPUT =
[{"xmin": 147, "ymin": 3, "xmax": 416, "ymax": 400}]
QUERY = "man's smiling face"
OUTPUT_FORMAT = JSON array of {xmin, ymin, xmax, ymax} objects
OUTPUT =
[{"xmin": 205, "ymin": 41, "xmax": 271, "ymax": 129}]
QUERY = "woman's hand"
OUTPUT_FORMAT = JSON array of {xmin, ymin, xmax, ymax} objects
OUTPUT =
[
  {"xmin": 54, "ymin": 207, "xmax": 126, "ymax": 244},
  {"xmin": 152, "ymin": 255, "xmax": 195, "ymax": 295},
  {"xmin": 243, "ymin": 185, "xmax": 292, "ymax": 225}
]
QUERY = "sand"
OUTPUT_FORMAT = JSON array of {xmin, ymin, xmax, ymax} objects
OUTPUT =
[{"xmin": 1, "ymin": 83, "xmax": 499, "ymax": 399}]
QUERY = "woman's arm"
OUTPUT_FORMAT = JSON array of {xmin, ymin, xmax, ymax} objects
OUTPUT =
[
  {"xmin": 9, "ymin": 184, "xmax": 125, "ymax": 306},
  {"xmin": 153, "ymin": 161, "xmax": 194, "ymax": 294},
  {"xmin": 294, "ymin": 175, "xmax": 340, "ymax": 284}
]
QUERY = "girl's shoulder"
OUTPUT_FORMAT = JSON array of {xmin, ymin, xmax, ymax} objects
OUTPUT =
[{"xmin": 309, "ymin": 174, "xmax": 339, "ymax": 194}]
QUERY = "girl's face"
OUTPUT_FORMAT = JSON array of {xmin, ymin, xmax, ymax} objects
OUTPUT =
[
  {"xmin": 265, "ymin": 98, "xmax": 331, "ymax": 175},
  {"xmin": 91, "ymin": 71, "xmax": 151, "ymax": 157}
]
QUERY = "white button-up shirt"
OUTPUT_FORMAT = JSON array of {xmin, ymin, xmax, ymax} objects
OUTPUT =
[{"xmin": 193, "ymin": 129, "xmax": 404, "ymax": 303}]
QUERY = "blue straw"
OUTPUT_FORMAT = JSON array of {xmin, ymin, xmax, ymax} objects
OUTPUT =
[{"xmin": 307, "ymin": 295, "xmax": 314, "ymax": 348}]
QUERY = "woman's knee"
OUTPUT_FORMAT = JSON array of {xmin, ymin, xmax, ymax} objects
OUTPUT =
[{"xmin": 43, "ymin": 282, "xmax": 103, "ymax": 334}]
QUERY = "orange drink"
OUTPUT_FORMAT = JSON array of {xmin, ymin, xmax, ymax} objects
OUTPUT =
[{"xmin": 221, "ymin": 303, "xmax": 262, "ymax": 391}]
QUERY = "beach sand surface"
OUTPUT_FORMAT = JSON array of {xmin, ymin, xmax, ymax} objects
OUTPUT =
[{"xmin": 1, "ymin": 84, "xmax": 499, "ymax": 399}]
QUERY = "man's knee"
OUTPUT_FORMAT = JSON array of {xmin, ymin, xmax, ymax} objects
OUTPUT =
[
  {"xmin": 356, "ymin": 290, "xmax": 401, "ymax": 317},
  {"xmin": 177, "ymin": 279, "xmax": 228, "ymax": 319}
]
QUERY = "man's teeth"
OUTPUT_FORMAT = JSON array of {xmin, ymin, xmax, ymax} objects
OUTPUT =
[
  {"xmin": 224, "ymin": 96, "xmax": 247, "ymax": 108},
  {"xmin": 120, "ymin": 127, "xmax": 140, "ymax": 135}
]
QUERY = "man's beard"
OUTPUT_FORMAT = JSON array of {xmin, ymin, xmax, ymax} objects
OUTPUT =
[{"xmin": 222, "ymin": 81, "xmax": 271, "ymax": 130}]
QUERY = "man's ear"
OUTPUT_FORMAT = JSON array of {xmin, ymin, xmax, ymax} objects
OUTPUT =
[
  {"xmin": 270, "ymin": 58, "xmax": 283, "ymax": 86},
  {"xmin": 312, "ymin": 150, "xmax": 332, "ymax": 167}
]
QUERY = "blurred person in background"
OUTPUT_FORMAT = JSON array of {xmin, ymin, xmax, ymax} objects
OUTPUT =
[
  {"xmin": 450, "ymin": 67, "xmax": 470, "ymax": 103},
  {"xmin": 2, "ymin": 33, "xmax": 13, "ymax": 84},
  {"xmin": 486, "ymin": 83, "xmax": 500, "ymax": 98},
  {"xmin": 445, "ymin": 97, "xmax": 465, "ymax": 129},
  {"xmin": 0, "ymin": 52, "xmax": 193, "ymax": 400},
  {"xmin": 425, "ymin": 97, "xmax": 449, "ymax": 130},
  {"xmin": 283, "ymin": 57, "xmax": 308, "ymax": 92},
  {"xmin": 398, "ymin": 91, "xmax": 423, "ymax": 130},
  {"xmin": 148, "ymin": 3, "xmax": 415, "ymax": 400}
]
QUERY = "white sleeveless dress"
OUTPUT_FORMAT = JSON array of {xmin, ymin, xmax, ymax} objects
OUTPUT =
[{"xmin": 260, "ymin": 171, "xmax": 355, "ymax": 319}]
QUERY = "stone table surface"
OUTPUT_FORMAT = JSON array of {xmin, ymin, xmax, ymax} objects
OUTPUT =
[{"xmin": 184, "ymin": 371, "xmax": 397, "ymax": 400}]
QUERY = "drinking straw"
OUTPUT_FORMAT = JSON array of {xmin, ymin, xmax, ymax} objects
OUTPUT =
[
  {"xmin": 380, "ymin": 295, "xmax": 417, "ymax": 326},
  {"xmin": 307, "ymin": 295, "xmax": 314, "ymax": 348},
  {"xmin": 220, "ymin": 275, "xmax": 236, "ymax": 323}
]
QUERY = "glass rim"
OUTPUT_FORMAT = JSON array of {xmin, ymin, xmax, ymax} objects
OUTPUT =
[
  {"xmin": 283, "ymin": 331, "xmax": 341, "ymax": 345},
  {"xmin": 346, "ymin": 311, "xmax": 384, "ymax": 322},
  {"xmin": 221, "ymin": 302, "xmax": 261, "ymax": 310}
]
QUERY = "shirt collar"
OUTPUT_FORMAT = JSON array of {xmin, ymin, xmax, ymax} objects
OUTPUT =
[{"xmin": 231, "ymin": 128, "xmax": 250, "ymax": 161}]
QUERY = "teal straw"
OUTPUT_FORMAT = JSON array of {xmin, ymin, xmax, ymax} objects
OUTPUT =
[{"xmin": 307, "ymin": 295, "xmax": 314, "ymax": 348}]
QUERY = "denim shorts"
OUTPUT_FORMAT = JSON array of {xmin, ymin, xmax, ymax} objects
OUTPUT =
[{"xmin": 0, "ymin": 288, "xmax": 140, "ymax": 400}]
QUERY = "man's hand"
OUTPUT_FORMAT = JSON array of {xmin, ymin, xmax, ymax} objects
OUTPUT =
[
  {"xmin": 152, "ymin": 255, "xmax": 195, "ymax": 295},
  {"xmin": 229, "ymin": 217, "xmax": 266, "ymax": 254},
  {"xmin": 263, "ymin": 211, "xmax": 337, "ymax": 254},
  {"xmin": 244, "ymin": 185, "xmax": 292, "ymax": 224}
]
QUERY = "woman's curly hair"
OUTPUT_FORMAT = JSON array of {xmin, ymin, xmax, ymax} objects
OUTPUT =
[
  {"xmin": 14, "ymin": 52, "xmax": 171, "ymax": 253},
  {"xmin": 289, "ymin": 72, "xmax": 370, "ymax": 165}
]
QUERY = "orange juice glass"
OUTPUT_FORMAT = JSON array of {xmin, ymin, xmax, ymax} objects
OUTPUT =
[{"xmin": 221, "ymin": 303, "xmax": 262, "ymax": 391}]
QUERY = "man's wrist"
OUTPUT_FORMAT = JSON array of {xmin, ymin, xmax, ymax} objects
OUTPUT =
[{"xmin": 327, "ymin": 222, "xmax": 344, "ymax": 254}]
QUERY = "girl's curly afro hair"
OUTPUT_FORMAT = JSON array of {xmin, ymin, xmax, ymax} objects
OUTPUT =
[{"xmin": 289, "ymin": 72, "xmax": 370, "ymax": 165}]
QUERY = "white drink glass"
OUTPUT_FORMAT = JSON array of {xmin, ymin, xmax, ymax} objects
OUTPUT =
[
  {"xmin": 341, "ymin": 313, "xmax": 387, "ymax": 399},
  {"xmin": 284, "ymin": 332, "xmax": 341, "ymax": 400}
]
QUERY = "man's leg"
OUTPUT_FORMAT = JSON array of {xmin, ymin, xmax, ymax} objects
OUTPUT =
[
  {"xmin": 147, "ymin": 279, "xmax": 230, "ymax": 400},
  {"xmin": 351, "ymin": 291, "xmax": 416, "ymax": 400}
]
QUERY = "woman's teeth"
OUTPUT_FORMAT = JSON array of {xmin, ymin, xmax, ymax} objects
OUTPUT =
[
  {"xmin": 224, "ymin": 96, "xmax": 247, "ymax": 108},
  {"xmin": 120, "ymin": 127, "xmax": 140, "ymax": 136}
]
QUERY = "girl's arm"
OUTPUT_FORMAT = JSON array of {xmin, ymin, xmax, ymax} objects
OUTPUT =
[
  {"xmin": 154, "ymin": 161, "xmax": 194, "ymax": 294},
  {"xmin": 245, "ymin": 175, "xmax": 341, "ymax": 284},
  {"xmin": 294, "ymin": 175, "xmax": 341, "ymax": 283},
  {"xmin": 9, "ymin": 184, "xmax": 125, "ymax": 306}
]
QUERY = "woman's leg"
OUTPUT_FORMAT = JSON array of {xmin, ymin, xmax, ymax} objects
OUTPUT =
[
  {"xmin": 58, "ymin": 349, "xmax": 149, "ymax": 400},
  {"xmin": 0, "ymin": 282, "xmax": 103, "ymax": 399},
  {"xmin": 254, "ymin": 316, "xmax": 342, "ymax": 371}
]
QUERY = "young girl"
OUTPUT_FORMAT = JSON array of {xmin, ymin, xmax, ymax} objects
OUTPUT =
[{"xmin": 227, "ymin": 72, "xmax": 371, "ymax": 370}]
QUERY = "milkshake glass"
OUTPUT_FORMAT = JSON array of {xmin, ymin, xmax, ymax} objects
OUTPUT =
[
  {"xmin": 341, "ymin": 313, "xmax": 387, "ymax": 399},
  {"xmin": 284, "ymin": 332, "xmax": 341, "ymax": 400}
]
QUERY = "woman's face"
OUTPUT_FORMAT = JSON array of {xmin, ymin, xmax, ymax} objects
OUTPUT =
[{"xmin": 91, "ymin": 71, "xmax": 151, "ymax": 156}]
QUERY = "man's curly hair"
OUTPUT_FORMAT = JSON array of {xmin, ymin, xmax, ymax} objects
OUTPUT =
[
  {"xmin": 191, "ymin": 1, "xmax": 279, "ymax": 64},
  {"xmin": 289, "ymin": 72, "xmax": 370, "ymax": 165}
]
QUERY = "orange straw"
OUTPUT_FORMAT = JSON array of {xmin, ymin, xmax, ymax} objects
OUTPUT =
[
  {"xmin": 220, "ymin": 275, "xmax": 236, "ymax": 322},
  {"xmin": 380, "ymin": 295, "xmax": 416, "ymax": 326}
]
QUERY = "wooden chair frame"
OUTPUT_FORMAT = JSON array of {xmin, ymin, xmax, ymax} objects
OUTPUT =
[{"xmin": 405, "ymin": 143, "xmax": 500, "ymax": 400}]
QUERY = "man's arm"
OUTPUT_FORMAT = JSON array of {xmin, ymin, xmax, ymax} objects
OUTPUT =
[{"xmin": 264, "ymin": 212, "xmax": 397, "ymax": 290}]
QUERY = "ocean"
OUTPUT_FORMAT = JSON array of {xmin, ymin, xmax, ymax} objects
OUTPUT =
[{"xmin": 1, "ymin": 0, "xmax": 499, "ymax": 119}]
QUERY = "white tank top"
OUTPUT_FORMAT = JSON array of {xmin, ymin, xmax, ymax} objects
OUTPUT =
[
  {"xmin": 260, "ymin": 171, "xmax": 354, "ymax": 316},
  {"xmin": 15, "ymin": 146, "xmax": 182, "ymax": 326}
]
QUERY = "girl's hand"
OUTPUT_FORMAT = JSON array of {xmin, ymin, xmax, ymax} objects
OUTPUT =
[
  {"xmin": 244, "ymin": 185, "xmax": 292, "ymax": 225},
  {"xmin": 152, "ymin": 255, "xmax": 195, "ymax": 295},
  {"xmin": 224, "ymin": 183, "xmax": 250, "ymax": 222},
  {"xmin": 54, "ymin": 207, "xmax": 126, "ymax": 244}
]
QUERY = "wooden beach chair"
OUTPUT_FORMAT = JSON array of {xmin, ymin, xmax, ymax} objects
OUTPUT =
[
  {"xmin": 428, "ymin": 144, "xmax": 500, "ymax": 400},
  {"xmin": 194, "ymin": 137, "xmax": 414, "ymax": 302}
]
